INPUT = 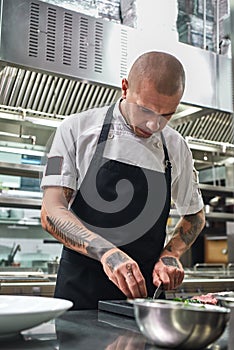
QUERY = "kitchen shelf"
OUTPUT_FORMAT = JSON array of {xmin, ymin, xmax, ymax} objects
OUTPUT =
[
  {"xmin": 0, "ymin": 180, "xmax": 232, "ymax": 219},
  {"xmin": 0, "ymin": 162, "xmax": 44, "ymax": 178},
  {"xmin": 199, "ymin": 184, "xmax": 234, "ymax": 197},
  {"xmin": 205, "ymin": 212, "xmax": 234, "ymax": 221},
  {"xmin": 169, "ymin": 209, "xmax": 234, "ymax": 221},
  {"xmin": 0, "ymin": 219, "xmax": 40, "ymax": 226},
  {"xmin": 0, "ymin": 194, "xmax": 42, "ymax": 209}
]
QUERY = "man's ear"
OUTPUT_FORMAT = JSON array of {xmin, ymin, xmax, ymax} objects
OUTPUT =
[{"xmin": 121, "ymin": 78, "xmax": 128, "ymax": 99}]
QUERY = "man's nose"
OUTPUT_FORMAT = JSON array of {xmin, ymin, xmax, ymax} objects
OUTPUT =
[{"xmin": 146, "ymin": 117, "xmax": 160, "ymax": 131}]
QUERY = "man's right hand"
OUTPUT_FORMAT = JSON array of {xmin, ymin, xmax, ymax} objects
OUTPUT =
[{"xmin": 101, "ymin": 248, "xmax": 147, "ymax": 299}]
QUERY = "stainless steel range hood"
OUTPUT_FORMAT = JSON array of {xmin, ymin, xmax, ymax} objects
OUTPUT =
[{"xmin": 0, "ymin": 0, "xmax": 233, "ymax": 153}]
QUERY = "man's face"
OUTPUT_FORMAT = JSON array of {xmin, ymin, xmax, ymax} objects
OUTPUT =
[{"xmin": 121, "ymin": 79, "xmax": 182, "ymax": 138}]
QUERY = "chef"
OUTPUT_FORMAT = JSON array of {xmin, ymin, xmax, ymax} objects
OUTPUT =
[{"xmin": 40, "ymin": 51, "xmax": 205, "ymax": 310}]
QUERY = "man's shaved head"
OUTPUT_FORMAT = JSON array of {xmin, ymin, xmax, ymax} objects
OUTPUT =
[{"xmin": 128, "ymin": 51, "xmax": 185, "ymax": 97}]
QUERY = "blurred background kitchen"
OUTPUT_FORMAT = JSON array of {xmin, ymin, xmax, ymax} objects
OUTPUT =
[{"xmin": 0, "ymin": 0, "xmax": 233, "ymax": 297}]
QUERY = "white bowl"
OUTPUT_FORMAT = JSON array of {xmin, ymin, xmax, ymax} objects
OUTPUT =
[{"xmin": 0, "ymin": 295, "xmax": 73, "ymax": 338}]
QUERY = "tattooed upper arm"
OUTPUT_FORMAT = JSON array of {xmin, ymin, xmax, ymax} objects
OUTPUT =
[{"xmin": 63, "ymin": 187, "xmax": 74, "ymax": 204}]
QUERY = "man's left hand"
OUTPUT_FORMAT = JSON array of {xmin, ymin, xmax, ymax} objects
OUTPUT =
[{"xmin": 152, "ymin": 256, "xmax": 184, "ymax": 290}]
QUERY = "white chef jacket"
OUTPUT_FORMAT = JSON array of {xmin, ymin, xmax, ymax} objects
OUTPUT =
[{"xmin": 41, "ymin": 100, "xmax": 204, "ymax": 216}]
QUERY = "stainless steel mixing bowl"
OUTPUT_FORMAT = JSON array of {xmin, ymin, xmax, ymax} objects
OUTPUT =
[{"xmin": 130, "ymin": 299, "xmax": 230, "ymax": 349}]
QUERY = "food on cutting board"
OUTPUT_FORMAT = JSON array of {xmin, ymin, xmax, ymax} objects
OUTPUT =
[
  {"xmin": 190, "ymin": 293, "xmax": 218, "ymax": 305},
  {"xmin": 174, "ymin": 291, "xmax": 234, "ymax": 306}
]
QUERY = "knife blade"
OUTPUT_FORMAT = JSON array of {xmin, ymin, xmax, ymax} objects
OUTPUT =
[{"xmin": 152, "ymin": 282, "xmax": 163, "ymax": 299}]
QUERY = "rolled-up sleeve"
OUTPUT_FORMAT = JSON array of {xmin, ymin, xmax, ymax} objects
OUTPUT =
[
  {"xmin": 40, "ymin": 116, "xmax": 78, "ymax": 190},
  {"xmin": 171, "ymin": 144, "xmax": 204, "ymax": 216}
]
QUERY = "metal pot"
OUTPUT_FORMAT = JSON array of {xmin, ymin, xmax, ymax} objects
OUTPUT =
[{"xmin": 47, "ymin": 257, "xmax": 59, "ymax": 274}]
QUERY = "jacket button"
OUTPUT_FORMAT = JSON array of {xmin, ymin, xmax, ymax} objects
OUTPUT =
[{"xmin": 153, "ymin": 141, "xmax": 162, "ymax": 148}]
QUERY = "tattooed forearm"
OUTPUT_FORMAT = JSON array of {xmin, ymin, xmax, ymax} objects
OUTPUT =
[
  {"xmin": 46, "ymin": 215, "xmax": 115, "ymax": 260},
  {"xmin": 173, "ymin": 225, "xmax": 197, "ymax": 247},
  {"xmin": 164, "ymin": 209, "xmax": 205, "ymax": 256},
  {"xmin": 46, "ymin": 216, "xmax": 91, "ymax": 249},
  {"xmin": 86, "ymin": 237, "xmax": 115, "ymax": 260},
  {"xmin": 42, "ymin": 187, "xmax": 116, "ymax": 261}
]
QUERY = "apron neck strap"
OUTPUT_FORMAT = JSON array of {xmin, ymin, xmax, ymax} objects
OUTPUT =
[
  {"xmin": 91, "ymin": 103, "xmax": 115, "ymax": 164},
  {"xmin": 97, "ymin": 103, "xmax": 115, "ymax": 145},
  {"xmin": 160, "ymin": 132, "xmax": 172, "ymax": 172},
  {"xmin": 160, "ymin": 132, "xmax": 172, "ymax": 201},
  {"xmin": 95, "ymin": 103, "xmax": 172, "ymax": 185}
]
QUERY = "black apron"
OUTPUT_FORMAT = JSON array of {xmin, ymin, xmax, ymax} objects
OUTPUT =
[{"xmin": 54, "ymin": 103, "xmax": 172, "ymax": 310}]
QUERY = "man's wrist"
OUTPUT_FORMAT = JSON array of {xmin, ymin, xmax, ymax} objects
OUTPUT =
[
  {"xmin": 100, "ymin": 247, "xmax": 119, "ymax": 265},
  {"xmin": 100, "ymin": 248, "xmax": 130, "ymax": 274},
  {"xmin": 160, "ymin": 256, "xmax": 180, "ymax": 268}
]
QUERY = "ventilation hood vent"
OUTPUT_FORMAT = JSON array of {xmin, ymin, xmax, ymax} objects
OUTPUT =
[
  {"xmin": 0, "ymin": 67, "xmax": 121, "ymax": 117},
  {"xmin": 0, "ymin": 0, "xmax": 129, "ymax": 87},
  {"xmin": 170, "ymin": 108, "xmax": 234, "ymax": 144},
  {"xmin": 0, "ymin": 0, "xmax": 233, "ymax": 153}
]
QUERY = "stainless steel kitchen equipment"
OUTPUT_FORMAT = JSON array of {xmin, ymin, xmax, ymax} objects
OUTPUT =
[
  {"xmin": 0, "ymin": 243, "xmax": 21, "ymax": 266},
  {"xmin": 130, "ymin": 299, "xmax": 230, "ymax": 349},
  {"xmin": 0, "ymin": 0, "xmax": 233, "ymax": 213},
  {"xmin": 167, "ymin": 264, "xmax": 234, "ymax": 299},
  {"xmin": 0, "ymin": 271, "xmax": 55, "ymax": 297},
  {"xmin": 98, "ymin": 299, "xmax": 134, "ymax": 317},
  {"xmin": 227, "ymin": 232, "xmax": 234, "ymax": 262},
  {"xmin": 98, "ymin": 264, "xmax": 234, "ymax": 318},
  {"xmin": 216, "ymin": 292, "xmax": 234, "ymax": 307},
  {"xmin": 47, "ymin": 257, "xmax": 59, "ymax": 274},
  {"xmin": 229, "ymin": 305, "xmax": 234, "ymax": 348},
  {"xmin": 0, "ymin": 0, "xmax": 232, "ymax": 141},
  {"xmin": 0, "ymin": 0, "xmax": 233, "ymax": 281}
]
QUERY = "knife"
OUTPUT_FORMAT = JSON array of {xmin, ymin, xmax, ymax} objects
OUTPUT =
[{"xmin": 152, "ymin": 282, "xmax": 163, "ymax": 299}]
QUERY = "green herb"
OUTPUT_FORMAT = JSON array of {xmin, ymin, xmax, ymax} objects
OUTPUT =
[
  {"xmin": 173, "ymin": 298, "xmax": 206, "ymax": 308},
  {"xmin": 173, "ymin": 297, "xmax": 202, "ymax": 304}
]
